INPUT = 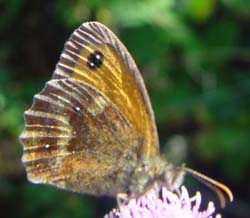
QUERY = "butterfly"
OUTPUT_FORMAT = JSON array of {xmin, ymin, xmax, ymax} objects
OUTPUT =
[{"xmin": 19, "ymin": 21, "xmax": 233, "ymax": 207}]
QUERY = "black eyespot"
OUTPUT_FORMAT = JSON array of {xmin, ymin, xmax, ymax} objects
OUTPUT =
[{"xmin": 86, "ymin": 50, "xmax": 104, "ymax": 69}]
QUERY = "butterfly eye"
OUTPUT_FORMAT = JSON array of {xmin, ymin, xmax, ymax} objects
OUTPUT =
[{"xmin": 87, "ymin": 50, "xmax": 104, "ymax": 69}]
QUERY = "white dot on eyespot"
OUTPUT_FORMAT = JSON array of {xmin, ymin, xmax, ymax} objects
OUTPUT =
[
  {"xmin": 44, "ymin": 144, "xmax": 50, "ymax": 149},
  {"xmin": 74, "ymin": 106, "xmax": 80, "ymax": 112}
]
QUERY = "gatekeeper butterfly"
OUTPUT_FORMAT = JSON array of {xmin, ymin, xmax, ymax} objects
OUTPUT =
[{"xmin": 19, "ymin": 22, "xmax": 233, "ymax": 207}]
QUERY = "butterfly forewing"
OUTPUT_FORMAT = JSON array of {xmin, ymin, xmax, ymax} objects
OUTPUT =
[{"xmin": 54, "ymin": 22, "xmax": 159, "ymax": 158}]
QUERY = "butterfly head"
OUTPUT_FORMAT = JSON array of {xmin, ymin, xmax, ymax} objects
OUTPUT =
[{"xmin": 127, "ymin": 157, "xmax": 185, "ymax": 198}]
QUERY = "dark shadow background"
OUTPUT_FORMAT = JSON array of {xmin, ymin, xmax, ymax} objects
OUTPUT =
[{"xmin": 0, "ymin": 0, "xmax": 249, "ymax": 217}]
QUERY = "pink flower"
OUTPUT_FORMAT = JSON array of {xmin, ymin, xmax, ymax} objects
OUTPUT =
[{"xmin": 104, "ymin": 186, "xmax": 221, "ymax": 218}]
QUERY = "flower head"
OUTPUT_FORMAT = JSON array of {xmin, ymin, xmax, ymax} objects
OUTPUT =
[{"xmin": 104, "ymin": 186, "xmax": 220, "ymax": 218}]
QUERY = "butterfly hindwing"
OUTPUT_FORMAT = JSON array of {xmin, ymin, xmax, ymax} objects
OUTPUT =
[{"xmin": 20, "ymin": 78, "xmax": 140, "ymax": 195}]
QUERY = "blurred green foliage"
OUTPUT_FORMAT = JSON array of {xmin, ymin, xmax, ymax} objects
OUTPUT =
[{"xmin": 0, "ymin": 0, "xmax": 249, "ymax": 217}]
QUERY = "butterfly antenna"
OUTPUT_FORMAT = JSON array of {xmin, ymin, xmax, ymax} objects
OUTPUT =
[{"xmin": 180, "ymin": 166, "xmax": 233, "ymax": 208}]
